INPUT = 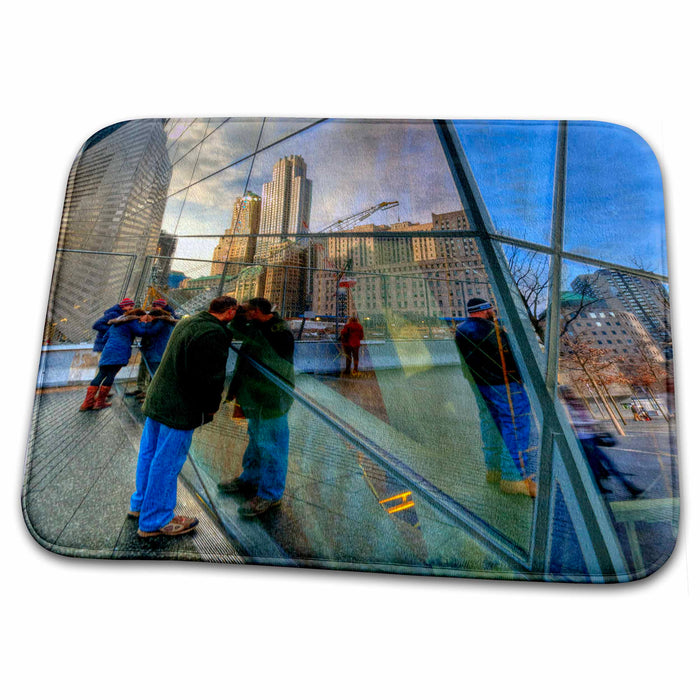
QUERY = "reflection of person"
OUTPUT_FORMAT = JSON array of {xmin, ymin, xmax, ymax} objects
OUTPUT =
[
  {"xmin": 126, "ymin": 300, "xmax": 178, "ymax": 401},
  {"xmin": 561, "ymin": 388, "xmax": 643, "ymax": 498},
  {"xmin": 130, "ymin": 296, "xmax": 237, "ymax": 537},
  {"xmin": 220, "ymin": 297, "xmax": 295, "ymax": 517},
  {"xmin": 455, "ymin": 298, "xmax": 536, "ymax": 497},
  {"xmin": 92, "ymin": 298, "xmax": 135, "ymax": 353},
  {"xmin": 340, "ymin": 316, "xmax": 364, "ymax": 375},
  {"xmin": 80, "ymin": 307, "xmax": 152, "ymax": 411}
]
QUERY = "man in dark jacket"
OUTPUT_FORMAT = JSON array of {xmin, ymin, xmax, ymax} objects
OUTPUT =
[
  {"xmin": 455, "ymin": 298, "xmax": 536, "ymax": 497},
  {"xmin": 219, "ymin": 297, "xmax": 295, "ymax": 517},
  {"xmin": 129, "ymin": 296, "xmax": 238, "ymax": 537}
]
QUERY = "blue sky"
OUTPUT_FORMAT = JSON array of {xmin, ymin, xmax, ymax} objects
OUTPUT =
[
  {"xmin": 454, "ymin": 120, "xmax": 667, "ymax": 275},
  {"xmin": 163, "ymin": 118, "xmax": 667, "ymax": 277}
]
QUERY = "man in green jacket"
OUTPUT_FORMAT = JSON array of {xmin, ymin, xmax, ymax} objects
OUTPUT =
[
  {"xmin": 219, "ymin": 297, "xmax": 295, "ymax": 517},
  {"xmin": 130, "ymin": 296, "xmax": 238, "ymax": 537}
]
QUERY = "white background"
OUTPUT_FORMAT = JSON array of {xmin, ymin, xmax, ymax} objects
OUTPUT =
[{"xmin": 3, "ymin": 2, "xmax": 697, "ymax": 698}]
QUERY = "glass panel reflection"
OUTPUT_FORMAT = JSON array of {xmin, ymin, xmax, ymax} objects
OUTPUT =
[
  {"xmin": 556, "ymin": 260, "xmax": 678, "ymax": 574},
  {"xmin": 562, "ymin": 122, "xmax": 667, "ymax": 275},
  {"xmin": 185, "ymin": 375, "xmax": 523, "ymax": 575},
  {"xmin": 453, "ymin": 120, "xmax": 558, "ymax": 245},
  {"xmin": 31, "ymin": 117, "xmax": 677, "ymax": 581}
]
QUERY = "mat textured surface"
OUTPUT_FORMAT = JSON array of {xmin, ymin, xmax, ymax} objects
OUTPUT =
[{"xmin": 23, "ymin": 118, "xmax": 679, "ymax": 582}]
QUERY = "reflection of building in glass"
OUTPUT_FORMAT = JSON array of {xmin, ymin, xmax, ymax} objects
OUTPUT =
[
  {"xmin": 211, "ymin": 192, "xmax": 261, "ymax": 276},
  {"xmin": 562, "ymin": 307, "xmax": 664, "ymax": 367},
  {"xmin": 263, "ymin": 241, "xmax": 308, "ymax": 316},
  {"xmin": 231, "ymin": 265, "xmax": 265, "ymax": 303},
  {"xmin": 180, "ymin": 274, "xmax": 234, "ymax": 291},
  {"xmin": 572, "ymin": 270, "xmax": 671, "ymax": 355},
  {"xmin": 257, "ymin": 156, "xmax": 312, "ymax": 262},
  {"xmin": 313, "ymin": 210, "xmax": 491, "ymax": 319},
  {"xmin": 51, "ymin": 119, "xmax": 171, "ymax": 342},
  {"xmin": 152, "ymin": 230, "xmax": 177, "ymax": 288}
]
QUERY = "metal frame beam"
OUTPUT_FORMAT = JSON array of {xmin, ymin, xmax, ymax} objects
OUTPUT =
[{"xmin": 434, "ymin": 119, "xmax": 630, "ymax": 581}]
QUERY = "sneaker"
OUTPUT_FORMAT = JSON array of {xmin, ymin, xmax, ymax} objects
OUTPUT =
[
  {"xmin": 127, "ymin": 510, "xmax": 140, "ymax": 519},
  {"xmin": 238, "ymin": 496, "xmax": 282, "ymax": 518},
  {"xmin": 218, "ymin": 477, "xmax": 257, "ymax": 497},
  {"xmin": 137, "ymin": 515, "xmax": 199, "ymax": 538},
  {"xmin": 500, "ymin": 477, "xmax": 537, "ymax": 497}
]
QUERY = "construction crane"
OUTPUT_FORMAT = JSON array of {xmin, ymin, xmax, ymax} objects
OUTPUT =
[
  {"xmin": 318, "ymin": 201, "xmax": 399, "ymax": 233},
  {"xmin": 297, "ymin": 201, "xmax": 399, "ymax": 339}
]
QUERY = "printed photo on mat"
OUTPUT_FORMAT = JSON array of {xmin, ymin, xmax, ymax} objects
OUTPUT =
[{"xmin": 23, "ymin": 118, "xmax": 678, "ymax": 582}]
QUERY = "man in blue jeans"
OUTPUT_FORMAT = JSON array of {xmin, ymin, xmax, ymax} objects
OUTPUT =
[
  {"xmin": 455, "ymin": 298, "xmax": 536, "ymax": 497},
  {"xmin": 219, "ymin": 297, "xmax": 295, "ymax": 517},
  {"xmin": 130, "ymin": 296, "xmax": 238, "ymax": 537}
]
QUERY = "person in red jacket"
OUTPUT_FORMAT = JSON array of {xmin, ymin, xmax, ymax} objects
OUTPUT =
[{"xmin": 340, "ymin": 316, "xmax": 364, "ymax": 375}]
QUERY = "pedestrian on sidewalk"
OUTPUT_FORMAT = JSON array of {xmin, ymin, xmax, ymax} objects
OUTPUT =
[
  {"xmin": 130, "ymin": 296, "xmax": 238, "ymax": 538},
  {"xmin": 126, "ymin": 299, "xmax": 178, "ymax": 401},
  {"xmin": 219, "ymin": 297, "xmax": 295, "ymax": 518},
  {"xmin": 340, "ymin": 316, "xmax": 364, "ymax": 375},
  {"xmin": 455, "ymin": 298, "xmax": 536, "ymax": 497},
  {"xmin": 91, "ymin": 298, "xmax": 135, "ymax": 354},
  {"xmin": 79, "ymin": 307, "xmax": 153, "ymax": 411}
]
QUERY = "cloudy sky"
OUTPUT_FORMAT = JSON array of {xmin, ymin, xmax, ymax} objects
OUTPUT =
[{"xmin": 160, "ymin": 118, "xmax": 667, "ymax": 277}]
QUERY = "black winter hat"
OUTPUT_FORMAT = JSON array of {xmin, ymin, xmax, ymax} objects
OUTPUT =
[{"xmin": 467, "ymin": 298, "xmax": 493, "ymax": 314}]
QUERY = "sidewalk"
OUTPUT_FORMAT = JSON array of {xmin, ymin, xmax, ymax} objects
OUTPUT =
[{"xmin": 22, "ymin": 386, "xmax": 244, "ymax": 563}]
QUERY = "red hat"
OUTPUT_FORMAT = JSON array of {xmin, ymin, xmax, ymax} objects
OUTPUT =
[
  {"xmin": 152, "ymin": 299, "xmax": 167, "ymax": 308},
  {"xmin": 118, "ymin": 298, "xmax": 135, "ymax": 308}
]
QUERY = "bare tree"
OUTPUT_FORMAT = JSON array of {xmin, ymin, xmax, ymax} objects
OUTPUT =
[
  {"xmin": 560, "ymin": 335, "xmax": 626, "ymax": 435},
  {"xmin": 505, "ymin": 248, "xmax": 602, "ymax": 339}
]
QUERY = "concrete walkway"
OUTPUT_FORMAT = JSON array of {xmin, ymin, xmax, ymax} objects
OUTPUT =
[{"xmin": 22, "ymin": 386, "xmax": 244, "ymax": 563}]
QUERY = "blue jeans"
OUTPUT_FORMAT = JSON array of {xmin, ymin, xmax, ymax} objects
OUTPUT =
[
  {"xmin": 238, "ymin": 414, "xmax": 290, "ymax": 501},
  {"xmin": 130, "ymin": 417, "xmax": 194, "ymax": 531},
  {"xmin": 476, "ymin": 382, "xmax": 532, "ymax": 481}
]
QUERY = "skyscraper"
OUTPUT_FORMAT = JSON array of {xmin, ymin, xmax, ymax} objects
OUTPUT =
[
  {"xmin": 256, "ymin": 155, "xmax": 312, "ymax": 263},
  {"xmin": 211, "ymin": 192, "xmax": 261, "ymax": 276},
  {"xmin": 49, "ymin": 119, "xmax": 171, "ymax": 343},
  {"xmin": 572, "ymin": 269, "xmax": 671, "ymax": 356}
]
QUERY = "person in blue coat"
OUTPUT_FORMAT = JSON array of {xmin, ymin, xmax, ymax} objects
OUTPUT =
[
  {"xmin": 129, "ymin": 307, "xmax": 178, "ymax": 401},
  {"xmin": 80, "ymin": 308, "xmax": 154, "ymax": 411},
  {"xmin": 91, "ymin": 298, "xmax": 135, "ymax": 353},
  {"xmin": 125, "ymin": 299, "xmax": 179, "ymax": 400}
]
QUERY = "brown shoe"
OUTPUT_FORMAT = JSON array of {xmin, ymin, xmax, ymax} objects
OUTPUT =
[
  {"xmin": 218, "ymin": 477, "xmax": 257, "ymax": 497},
  {"xmin": 486, "ymin": 469, "xmax": 501, "ymax": 484},
  {"xmin": 137, "ymin": 515, "xmax": 199, "ymax": 537},
  {"xmin": 500, "ymin": 477, "xmax": 537, "ymax": 497},
  {"xmin": 238, "ymin": 496, "xmax": 282, "ymax": 518}
]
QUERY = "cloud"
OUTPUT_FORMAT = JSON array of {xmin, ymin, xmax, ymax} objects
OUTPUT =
[{"xmin": 163, "ymin": 118, "xmax": 464, "ymax": 243}]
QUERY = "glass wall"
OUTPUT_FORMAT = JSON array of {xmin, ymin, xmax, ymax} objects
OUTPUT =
[{"xmin": 36, "ymin": 117, "xmax": 678, "ymax": 581}]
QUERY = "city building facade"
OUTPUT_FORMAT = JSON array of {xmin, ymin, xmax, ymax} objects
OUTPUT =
[
  {"xmin": 50, "ymin": 119, "xmax": 171, "ymax": 342},
  {"xmin": 211, "ymin": 192, "xmax": 261, "ymax": 276},
  {"xmin": 257, "ymin": 155, "xmax": 312, "ymax": 262},
  {"xmin": 572, "ymin": 269, "xmax": 671, "ymax": 356}
]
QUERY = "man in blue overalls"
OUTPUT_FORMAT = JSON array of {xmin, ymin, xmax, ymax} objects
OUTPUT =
[{"xmin": 455, "ymin": 298, "xmax": 536, "ymax": 497}]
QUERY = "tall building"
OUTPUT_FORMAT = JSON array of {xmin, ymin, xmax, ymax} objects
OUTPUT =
[
  {"xmin": 49, "ymin": 119, "xmax": 171, "ymax": 343},
  {"xmin": 571, "ymin": 269, "xmax": 671, "ymax": 356},
  {"xmin": 211, "ymin": 192, "xmax": 261, "ymax": 276},
  {"xmin": 152, "ymin": 230, "xmax": 177, "ymax": 289},
  {"xmin": 257, "ymin": 155, "xmax": 312, "ymax": 262},
  {"xmin": 263, "ymin": 241, "xmax": 308, "ymax": 317}
]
